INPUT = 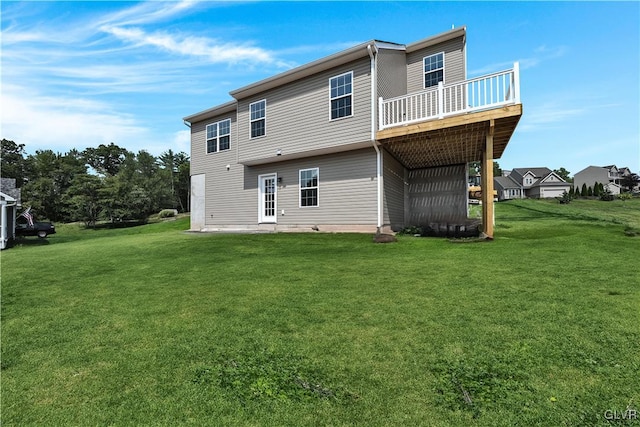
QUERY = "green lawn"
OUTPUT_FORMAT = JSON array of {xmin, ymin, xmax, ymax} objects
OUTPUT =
[{"xmin": 2, "ymin": 199, "xmax": 639, "ymax": 426}]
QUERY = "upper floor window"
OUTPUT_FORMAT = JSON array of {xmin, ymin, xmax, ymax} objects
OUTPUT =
[
  {"xmin": 206, "ymin": 119, "xmax": 231, "ymax": 153},
  {"xmin": 330, "ymin": 72, "xmax": 353, "ymax": 120},
  {"xmin": 424, "ymin": 52, "xmax": 444, "ymax": 88},
  {"xmin": 300, "ymin": 168, "xmax": 319, "ymax": 207},
  {"xmin": 250, "ymin": 100, "xmax": 266, "ymax": 138}
]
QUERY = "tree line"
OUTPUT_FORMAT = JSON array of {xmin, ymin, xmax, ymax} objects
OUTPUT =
[{"xmin": 1, "ymin": 139, "xmax": 189, "ymax": 227}]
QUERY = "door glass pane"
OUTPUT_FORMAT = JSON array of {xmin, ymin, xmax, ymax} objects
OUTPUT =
[{"xmin": 264, "ymin": 178, "xmax": 275, "ymax": 217}]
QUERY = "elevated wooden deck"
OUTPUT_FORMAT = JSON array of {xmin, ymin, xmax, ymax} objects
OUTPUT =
[
  {"xmin": 376, "ymin": 104, "xmax": 522, "ymax": 169},
  {"xmin": 375, "ymin": 64, "xmax": 523, "ymax": 238}
]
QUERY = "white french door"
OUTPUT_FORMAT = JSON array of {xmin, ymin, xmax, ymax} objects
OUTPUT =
[{"xmin": 258, "ymin": 174, "xmax": 277, "ymax": 223}]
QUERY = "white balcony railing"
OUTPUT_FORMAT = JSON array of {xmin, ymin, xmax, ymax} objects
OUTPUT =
[{"xmin": 379, "ymin": 62, "xmax": 520, "ymax": 130}]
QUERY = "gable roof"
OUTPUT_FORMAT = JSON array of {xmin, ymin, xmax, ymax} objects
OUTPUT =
[
  {"xmin": 494, "ymin": 175, "xmax": 520, "ymax": 189},
  {"xmin": 229, "ymin": 27, "xmax": 466, "ymax": 100},
  {"xmin": 183, "ymin": 100, "xmax": 236, "ymax": 124},
  {"xmin": 184, "ymin": 27, "xmax": 467, "ymax": 123},
  {"xmin": 539, "ymin": 171, "xmax": 568, "ymax": 184},
  {"xmin": 511, "ymin": 167, "xmax": 553, "ymax": 178}
]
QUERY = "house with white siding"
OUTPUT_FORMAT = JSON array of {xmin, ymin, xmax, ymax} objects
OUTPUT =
[
  {"xmin": 496, "ymin": 168, "xmax": 570, "ymax": 200},
  {"xmin": 184, "ymin": 27, "xmax": 522, "ymax": 237},
  {"xmin": 1, "ymin": 178, "xmax": 20, "ymax": 250}
]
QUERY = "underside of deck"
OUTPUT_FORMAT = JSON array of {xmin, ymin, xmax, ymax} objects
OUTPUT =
[{"xmin": 376, "ymin": 104, "xmax": 522, "ymax": 170}]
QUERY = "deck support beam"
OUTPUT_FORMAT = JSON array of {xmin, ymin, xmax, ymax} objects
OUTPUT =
[{"xmin": 481, "ymin": 120, "xmax": 495, "ymax": 238}]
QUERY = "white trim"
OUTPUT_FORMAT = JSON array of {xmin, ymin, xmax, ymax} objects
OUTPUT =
[
  {"xmin": 368, "ymin": 44, "xmax": 382, "ymax": 229},
  {"xmin": 258, "ymin": 173, "xmax": 277, "ymax": 223},
  {"xmin": 205, "ymin": 118, "xmax": 231, "ymax": 154},
  {"xmin": 423, "ymin": 51, "xmax": 445, "ymax": 89},
  {"xmin": 329, "ymin": 71, "xmax": 354, "ymax": 121},
  {"xmin": 299, "ymin": 167, "xmax": 319, "ymax": 208},
  {"xmin": 249, "ymin": 99, "xmax": 267, "ymax": 139}
]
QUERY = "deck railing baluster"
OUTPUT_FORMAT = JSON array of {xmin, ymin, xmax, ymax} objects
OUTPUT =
[{"xmin": 378, "ymin": 63, "xmax": 520, "ymax": 129}]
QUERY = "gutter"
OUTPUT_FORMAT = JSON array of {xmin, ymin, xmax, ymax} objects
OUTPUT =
[{"xmin": 368, "ymin": 43, "xmax": 382, "ymax": 230}]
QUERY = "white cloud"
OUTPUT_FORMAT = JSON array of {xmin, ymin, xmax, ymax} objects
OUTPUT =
[
  {"xmin": 518, "ymin": 103, "xmax": 586, "ymax": 132},
  {"xmin": 172, "ymin": 130, "xmax": 191, "ymax": 154},
  {"xmin": 469, "ymin": 44, "xmax": 568, "ymax": 76},
  {"xmin": 95, "ymin": 0, "xmax": 200, "ymax": 28},
  {"xmin": 101, "ymin": 25, "xmax": 279, "ymax": 65},
  {"xmin": 2, "ymin": 85, "xmax": 149, "ymax": 153}
]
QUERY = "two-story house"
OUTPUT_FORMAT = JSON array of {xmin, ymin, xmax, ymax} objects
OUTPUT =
[
  {"xmin": 184, "ymin": 27, "xmax": 522, "ymax": 237},
  {"xmin": 573, "ymin": 165, "xmax": 631, "ymax": 195},
  {"xmin": 495, "ymin": 168, "xmax": 570, "ymax": 200}
]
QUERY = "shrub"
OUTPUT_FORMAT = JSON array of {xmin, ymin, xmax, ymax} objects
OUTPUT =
[
  {"xmin": 581, "ymin": 183, "xmax": 588, "ymax": 197},
  {"xmin": 600, "ymin": 189, "xmax": 615, "ymax": 201},
  {"xmin": 558, "ymin": 191, "xmax": 571, "ymax": 204},
  {"xmin": 398, "ymin": 225, "xmax": 423, "ymax": 235},
  {"xmin": 618, "ymin": 193, "xmax": 633, "ymax": 202},
  {"xmin": 159, "ymin": 209, "xmax": 176, "ymax": 218}
]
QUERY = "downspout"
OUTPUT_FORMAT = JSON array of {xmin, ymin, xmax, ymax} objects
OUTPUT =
[
  {"xmin": 183, "ymin": 119, "xmax": 192, "ymax": 212},
  {"xmin": 368, "ymin": 43, "xmax": 382, "ymax": 230}
]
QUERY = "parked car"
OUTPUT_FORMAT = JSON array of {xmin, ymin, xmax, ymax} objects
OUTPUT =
[{"xmin": 15, "ymin": 215, "xmax": 56, "ymax": 238}]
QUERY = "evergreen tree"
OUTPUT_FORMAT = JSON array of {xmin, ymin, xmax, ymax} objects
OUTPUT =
[
  {"xmin": 593, "ymin": 182, "xmax": 601, "ymax": 197},
  {"xmin": 1, "ymin": 139, "xmax": 27, "ymax": 186},
  {"xmin": 581, "ymin": 183, "xmax": 588, "ymax": 197}
]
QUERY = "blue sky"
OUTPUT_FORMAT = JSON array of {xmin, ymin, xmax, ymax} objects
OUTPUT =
[{"xmin": 2, "ymin": 1, "xmax": 638, "ymax": 176}]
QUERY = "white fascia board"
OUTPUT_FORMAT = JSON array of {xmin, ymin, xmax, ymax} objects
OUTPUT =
[
  {"xmin": 184, "ymin": 100, "xmax": 237, "ymax": 124},
  {"xmin": 0, "ymin": 191, "xmax": 16, "ymax": 202},
  {"xmin": 405, "ymin": 26, "xmax": 466, "ymax": 53},
  {"xmin": 230, "ymin": 41, "xmax": 375, "ymax": 100}
]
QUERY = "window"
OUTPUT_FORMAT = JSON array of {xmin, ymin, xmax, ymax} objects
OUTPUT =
[
  {"xmin": 424, "ymin": 52, "xmax": 444, "ymax": 88},
  {"xmin": 300, "ymin": 168, "xmax": 319, "ymax": 207},
  {"xmin": 250, "ymin": 100, "xmax": 266, "ymax": 138},
  {"xmin": 330, "ymin": 72, "xmax": 353, "ymax": 120},
  {"xmin": 206, "ymin": 119, "xmax": 231, "ymax": 153}
]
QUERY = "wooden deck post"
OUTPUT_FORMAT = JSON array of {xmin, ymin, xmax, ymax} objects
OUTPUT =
[{"xmin": 481, "ymin": 120, "xmax": 495, "ymax": 238}]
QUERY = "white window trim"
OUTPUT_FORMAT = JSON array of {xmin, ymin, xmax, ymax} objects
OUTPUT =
[
  {"xmin": 329, "ymin": 71, "xmax": 354, "ymax": 121},
  {"xmin": 258, "ymin": 173, "xmax": 277, "ymax": 223},
  {"xmin": 299, "ymin": 167, "xmax": 319, "ymax": 208},
  {"xmin": 249, "ymin": 99, "xmax": 267, "ymax": 139},
  {"xmin": 423, "ymin": 51, "xmax": 445, "ymax": 89},
  {"xmin": 206, "ymin": 118, "xmax": 231, "ymax": 154}
]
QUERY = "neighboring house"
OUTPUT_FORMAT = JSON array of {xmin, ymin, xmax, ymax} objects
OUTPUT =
[
  {"xmin": 496, "ymin": 168, "xmax": 570, "ymax": 200},
  {"xmin": 494, "ymin": 175, "xmax": 523, "ymax": 201},
  {"xmin": 573, "ymin": 165, "xmax": 631, "ymax": 195},
  {"xmin": 1, "ymin": 178, "xmax": 21, "ymax": 250},
  {"xmin": 184, "ymin": 27, "xmax": 522, "ymax": 236}
]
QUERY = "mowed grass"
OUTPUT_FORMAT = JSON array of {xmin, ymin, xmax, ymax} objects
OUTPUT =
[{"xmin": 2, "ymin": 200, "xmax": 639, "ymax": 426}]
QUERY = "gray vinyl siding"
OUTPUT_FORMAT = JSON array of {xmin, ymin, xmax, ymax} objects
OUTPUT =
[
  {"xmin": 191, "ymin": 142, "xmax": 377, "ymax": 227},
  {"xmin": 190, "ymin": 112, "xmax": 237, "ymax": 176},
  {"xmin": 408, "ymin": 164, "xmax": 467, "ymax": 225},
  {"xmin": 377, "ymin": 49, "xmax": 407, "ymax": 99},
  {"xmin": 382, "ymin": 149, "xmax": 406, "ymax": 231},
  {"xmin": 190, "ymin": 112, "xmax": 259, "ymax": 226},
  {"xmin": 251, "ymin": 149, "xmax": 378, "ymax": 226},
  {"xmin": 237, "ymin": 57, "xmax": 372, "ymax": 164},
  {"xmin": 573, "ymin": 166, "xmax": 609, "ymax": 192},
  {"xmin": 406, "ymin": 36, "xmax": 465, "ymax": 94}
]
